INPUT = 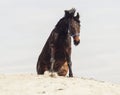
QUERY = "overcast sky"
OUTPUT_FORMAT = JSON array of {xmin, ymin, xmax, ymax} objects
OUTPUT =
[{"xmin": 0, "ymin": 0, "xmax": 120, "ymax": 83}]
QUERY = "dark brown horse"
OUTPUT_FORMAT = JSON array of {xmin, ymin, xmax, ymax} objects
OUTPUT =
[{"xmin": 37, "ymin": 8, "xmax": 80, "ymax": 77}]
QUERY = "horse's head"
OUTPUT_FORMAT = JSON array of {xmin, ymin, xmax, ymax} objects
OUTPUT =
[{"xmin": 65, "ymin": 8, "xmax": 80, "ymax": 46}]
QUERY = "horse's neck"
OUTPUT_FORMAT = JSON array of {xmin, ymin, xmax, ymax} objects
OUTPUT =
[{"xmin": 55, "ymin": 18, "xmax": 69, "ymax": 33}]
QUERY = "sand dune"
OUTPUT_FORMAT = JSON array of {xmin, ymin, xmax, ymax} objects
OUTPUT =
[{"xmin": 0, "ymin": 73, "xmax": 120, "ymax": 95}]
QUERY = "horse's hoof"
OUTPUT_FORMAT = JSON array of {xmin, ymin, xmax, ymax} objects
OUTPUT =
[
  {"xmin": 69, "ymin": 74, "xmax": 73, "ymax": 77},
  {"xmin": 50, "ymin": 72, "xmax": 58, "ymax": 77}
]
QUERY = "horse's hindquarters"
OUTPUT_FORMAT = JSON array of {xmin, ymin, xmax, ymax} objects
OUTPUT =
[
  {"xmin": 37, "ymin": 58, "xmax": 68, "ymax": 76},
  {"xmin": 54, "ymin": 60, "xmax": 68, "ymax": 76},
  {"xmin": 58, "ymin": 61, "xmax": 69, "ymax": 76}
]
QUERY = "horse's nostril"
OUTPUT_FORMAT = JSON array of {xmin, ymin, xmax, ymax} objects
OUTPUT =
[{"xmin": 74, "ymin": 40, "xmax": 80, "ymax": 45}]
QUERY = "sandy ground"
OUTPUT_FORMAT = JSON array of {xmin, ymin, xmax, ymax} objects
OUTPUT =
[{"xmin": 0, "ymin": 72, "xmax": 120, "ymax": 95}]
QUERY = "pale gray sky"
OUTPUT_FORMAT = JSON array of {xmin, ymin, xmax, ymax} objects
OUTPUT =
[{"xmin": 0, "ymin": 0, "xmax": 120, "ymax": 83}]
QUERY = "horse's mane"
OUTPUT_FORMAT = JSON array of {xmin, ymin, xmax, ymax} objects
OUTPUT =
[
  {"xmin": 55, "ymin": 16, "xmax": 80, "ymax": 34},
  {"xmin": 55, "ymin": 17, "xmax": 69, "ymax": 35}
]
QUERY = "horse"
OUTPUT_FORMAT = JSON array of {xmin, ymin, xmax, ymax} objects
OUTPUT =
[{"xmin": 36, "ymin": 8, "xmax": 80, "ymax": 77}]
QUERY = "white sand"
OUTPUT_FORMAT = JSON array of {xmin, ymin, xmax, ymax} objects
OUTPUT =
[{"xmin": 0, "ymin": 73, "xmax": 120, "ymax": 95}]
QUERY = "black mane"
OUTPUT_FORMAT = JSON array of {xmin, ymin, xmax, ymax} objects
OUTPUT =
[{"xmin": 55, "ymin": 17, "xmax": 69, "ymax": 35}]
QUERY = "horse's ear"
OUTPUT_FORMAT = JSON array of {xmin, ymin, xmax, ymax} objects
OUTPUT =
[
  {"xmin": 65, "ymin": 8, "xmax": 76, "ymax": 18},
  {"xmin": 64, "ymin": 10, "xmax": 69, "ymax": 17},
  {"xmin": 75, "ymin": 12, "xmax": 80, "ymax": 19}
]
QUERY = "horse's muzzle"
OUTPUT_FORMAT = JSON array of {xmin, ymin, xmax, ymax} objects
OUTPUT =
[
  {"xmin": 74, "ymin": 40, "xmax": 80, "ymax": 45},
  {"xmin": 73, "ymin": 36, "xmax": 80, "ymax": 46}
]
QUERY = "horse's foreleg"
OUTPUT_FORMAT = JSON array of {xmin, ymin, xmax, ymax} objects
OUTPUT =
[
  {"xmin": 49, "ymin": 33, "xmax": 58, "ymax": 73},
  {"xmin": 66, "ymin": 48, "xmax": 73, "ymax": 77},
  {"xmin": 50, "ymin": 57, "xmax": 55, "ymax": 72},
  {"xmin": 50, "ymin": 45, "xmax": 55, "ymax": 73},
  {"xmin": 67, "ymin": 56, "xmax": 73, "ymax": 77}
]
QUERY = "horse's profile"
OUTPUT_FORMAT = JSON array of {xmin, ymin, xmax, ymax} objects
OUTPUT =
[{"xmin": 37, "ymin": 8, "xmax": 80, "ymax": 77}]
